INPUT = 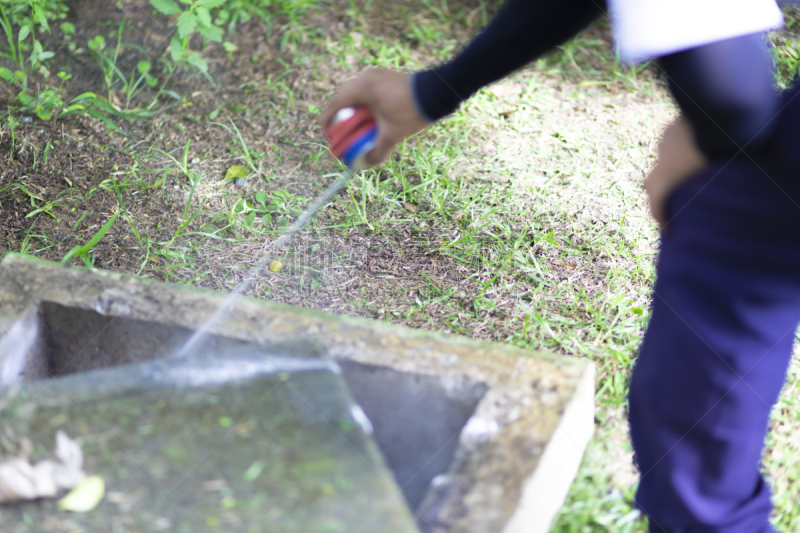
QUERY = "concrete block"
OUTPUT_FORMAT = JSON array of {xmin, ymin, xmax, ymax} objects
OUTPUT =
[{"xmin": 0, "ymin": 254, "xmax": 595, "ymax": 532}]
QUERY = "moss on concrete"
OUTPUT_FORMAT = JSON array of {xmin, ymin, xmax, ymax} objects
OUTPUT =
[{"xmin": 0, "ymin": 366, "xmax": 416, "ymax": 532}]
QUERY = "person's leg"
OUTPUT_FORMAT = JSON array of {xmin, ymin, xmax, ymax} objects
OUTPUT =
[{"xmin": 629, "ymin": 86, "xmax": 800, "ymax": 533}]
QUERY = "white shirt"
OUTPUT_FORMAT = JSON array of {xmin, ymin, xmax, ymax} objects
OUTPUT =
[{"xmin": 610, "ymin": 0, "xmax": 784, "ymax": 62}]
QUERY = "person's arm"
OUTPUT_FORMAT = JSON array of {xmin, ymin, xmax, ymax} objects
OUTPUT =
[
  {"xmin": 412, "ymin": 0, "xmax": 608, "ymax": 122},
  {"xmin": 321, "ymin": 0, "xmax": 609, "ymax": 164},
  {"xmin": 645, "ymin": 33, "xmax": 780, "ymax": 229},
  {"xmin": 658, "ymin": 32, "xmax": 779, "ymax": 159}
]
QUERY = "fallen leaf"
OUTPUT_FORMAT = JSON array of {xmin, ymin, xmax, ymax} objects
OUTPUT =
[
  {"xmin": 57, "ymin": 475, "xmax": 104, "ymax": 512},
  {"xmin": 349, "ymin": 31, "xmax": 363, "ymax": 47},
  {"xmin": 224, "ymin": 165, "xmax": 248, "ymax": 181},
  {"xmin": 243, "ymin": 460, "xmax": 265, "ymax": 481},
  {"xmin": 487, "ymin": 83, "xmax": 523, "ymax": 98},
  {"xmin": 234, "ymin": 422, "xmax": 252, "ymax": 436},
  {"xmin": 269, "ymin": 260, "xmax": 283, "ymax": 272},
  {"xmin": 201, "ymin": 479, "xmax": 227, "ymax": 491},
  {"xmin": 403, "ymin": 202, "xmax": 417, "ymax": 213},
  {"xmin": 0, "ymin": 431, "xmax": 85, "ymax": 503}
]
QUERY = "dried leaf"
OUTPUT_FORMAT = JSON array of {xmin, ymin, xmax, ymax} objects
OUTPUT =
[
  {"xmin": 487, "ymin": 84, "xmax": 523, "ymax": 98},
  {"xmin": 57, "ymin": 475, "xmax": 104, "ymax": 512},
  {"xmin": 0, "ymin": 431, "xmax": 85, "ymax": 503},
  {"xmin": 578, "ymin": 80, "xmax": 611, "ymax": 87}
]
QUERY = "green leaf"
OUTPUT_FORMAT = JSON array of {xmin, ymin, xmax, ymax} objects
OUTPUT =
[
  {"xmin": 70, "ymin": 92, "xmax": 99, "ymax": 103},
  {"xmin": 196, "ymin": 23, "xmax": 222, "ymax": 42},
  {"xmin": 88, "ymin": 35, "xmax": 105, "ymax": 51},
  {"xmin": 224, "ymin": 165, "xmax": 247, "ymax": 180},
  {"xmin": 150, "ymin": 0, "xmax": 182, "ymax": 15},
  {"xmin": 0, "ymin": 67, "xmax": 12, "ymax": 81},
  {"xmin": 196, "ymin": 0, "xmax": 226, "ymax": 8},
  {"xmin": 18, "ymin": 25, "xmax": 30, "ymax": 42},
  {"xmin": 216, "ymin": 8, "xmax": 230, "ymax": 22},
  {"xmin": 57, "ymin": 475, "xmax": 105, "ymax": 512},
  {"xmin": 137, "ymin": 60, "xmax": 152, "ymax": 74},
  {"xmin": 169, "ymin": 35, "xmax": 183, "ymax": 62},
  {"xmin": 222, "ymin": 41, "xmax": 237, "ymax": 53},
  {"xmin": 196, "ymin": 6, "xmax": 211, "ymax": 26},
  {"xmin": 85, "ymin": 109, "xmax": 127, "ymax": 135},
  {"xmin": 58, "ymin": 104, "xmax": 85, "ymax": 117},
  {"xmin": 60, "ymin": 211, "xmax": 119, "ymax": 265},
  {"xmin": 12, "ymin": 183, "xmax": 42, "ymax": 200},
  {"xmin": 36, "ymin": 106, "xmax": 52, "ymax": 120},
  {"xmin": 243, "ymin": 460, "xmax": 265, "ymax": 481},
  {"xmin": 256, "ymin": 191, "xmax": 267, "ymax": 205},
  {"xmin": 186, "ymin": 52, "xmax": 208, "ymax": 73},
  {"xmin": 176, "ymin": 11, "xmax": 196, "ymax": 38},
  {"xmin": 32, "ymin": 5, "xmax": 49, "ymax": 33},
  {"xmin": 88, "ymin": 97, "xmax": 121, "ymax": 115},
  {"xmin": 60, "ymin": 22, "xmax": 76, "ymax": 35},
  {"xmin": 245, "ymin": 211, "xmax": 256, "ymax": 227}
]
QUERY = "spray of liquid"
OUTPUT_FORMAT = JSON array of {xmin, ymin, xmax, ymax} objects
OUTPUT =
[{"xmin": 175, "ymin": 170, "xmax": 353, "ymax": 357}]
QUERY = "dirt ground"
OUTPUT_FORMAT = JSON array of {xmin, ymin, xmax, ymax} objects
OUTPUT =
[{"xmin": 0, "ymin": 0, "xmax": 661, "ymax": 333}]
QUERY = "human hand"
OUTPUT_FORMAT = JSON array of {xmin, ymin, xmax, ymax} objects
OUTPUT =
[
  {"xmin": 321, "ymin": 68, "xmax": 429, "ymax": 167},
  {"xmin": 645, "ymin": 117, "xmax": 708, "ymax": 229}
]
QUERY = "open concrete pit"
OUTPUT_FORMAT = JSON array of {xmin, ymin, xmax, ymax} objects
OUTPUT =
[{"xmin": 0, "ymin": 253, "xmax": 594, "ymax": 532}]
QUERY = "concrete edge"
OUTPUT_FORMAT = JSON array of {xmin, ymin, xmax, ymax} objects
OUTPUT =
[
  {"xmin": 0, "ymin": 253, "xmax": 597, "ymax": 533},
  {"xmin": 501, "ymin": 361, "xmax": 596, "ymax": 533},
  {"xmin": 0, "ymin": 253, "xmax": 577, "ymax": 367}
]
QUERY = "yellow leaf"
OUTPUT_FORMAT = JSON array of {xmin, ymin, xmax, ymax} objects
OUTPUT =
[
  {"xmin": 269, "ymin": 260, "xmax": 283, "ymax": 272},
  {"xmin": 57, "ymin": 475, "xmax": 105, "ymax": 512},
  {"xmin": 224, "ymin": 165, "xmax": 248, "ymax": 181}
]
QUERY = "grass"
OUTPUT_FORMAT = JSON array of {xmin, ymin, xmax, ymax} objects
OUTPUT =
[{"xmin": 1, "ymin": 1, "xmax": 800, "ymax": 531}]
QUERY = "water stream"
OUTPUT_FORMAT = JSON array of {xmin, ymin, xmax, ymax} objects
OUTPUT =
[{"xmin": 175, "ymin": 170, "xmax": 353, "ymax": 357}]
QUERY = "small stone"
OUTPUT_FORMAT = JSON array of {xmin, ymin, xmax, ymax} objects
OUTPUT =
[{"xmin": 234, "ymin": 178, "xmax": 248, "ymax": 188}]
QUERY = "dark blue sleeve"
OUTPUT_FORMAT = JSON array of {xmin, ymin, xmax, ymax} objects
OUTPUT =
[
  {"xmin": 413, "ymin": 3, "xmax": 779, "ymax": 159},
  {"xmin": 658, "ymin": 33, "xmax": 780, "ymax": 159},
  {"xmin": 412, "ymin": 0, "xmax": 607, "ymax": 122}
]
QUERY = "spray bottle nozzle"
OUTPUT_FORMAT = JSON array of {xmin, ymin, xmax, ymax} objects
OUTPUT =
[{"xmin": 325, "ymin": 106, "xmax": 377, "ymax": 171}]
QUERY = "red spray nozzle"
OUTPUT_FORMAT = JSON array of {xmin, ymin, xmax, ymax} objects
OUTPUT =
[{"xmin": 324, "ymin": 106, "xmax": 378, "ymax": 170}]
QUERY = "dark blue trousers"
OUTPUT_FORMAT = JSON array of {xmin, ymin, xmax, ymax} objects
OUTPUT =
[{"xmin": 629, "ymin": 83, "xmax": 800, "ymax": 533}]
